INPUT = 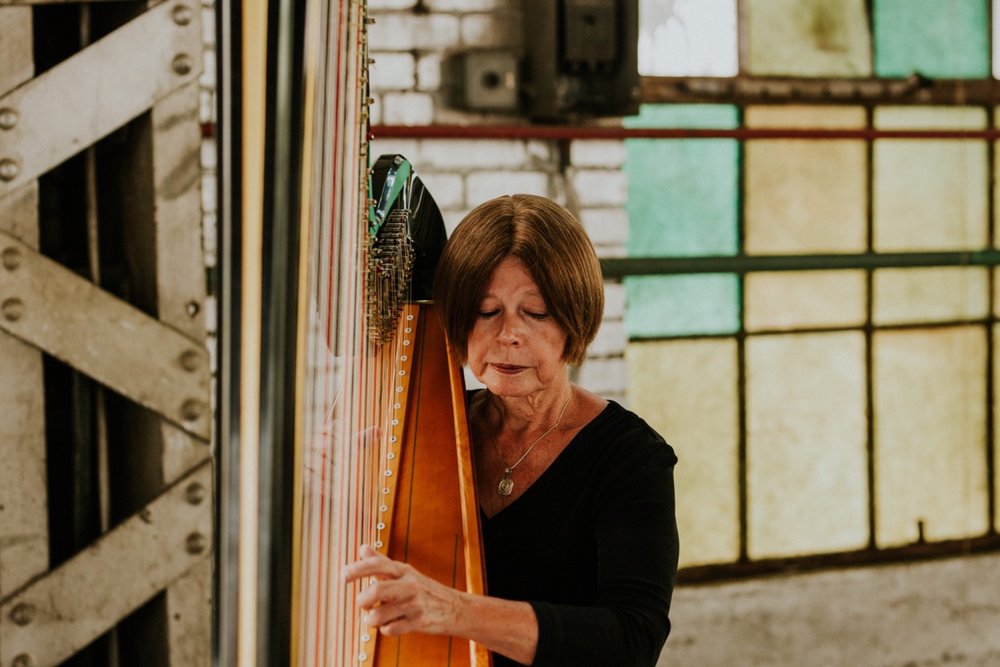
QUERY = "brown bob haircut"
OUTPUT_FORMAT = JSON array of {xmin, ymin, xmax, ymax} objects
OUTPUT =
[{"xmin": 433, "ymin": 194, "xmax": 604, "ymax": 366}]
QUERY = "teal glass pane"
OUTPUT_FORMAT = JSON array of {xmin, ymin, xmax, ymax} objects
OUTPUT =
[
  {"xmin": 624, "ymin": 104, "xmax": 739, "ymax": 257},
  {"xmin": 874, "ymin": 0, "xmax": 989, "ymax": 78},
  {"xmin": 624, "ymin": 274, "xmax": 741, "ymax": 338}
]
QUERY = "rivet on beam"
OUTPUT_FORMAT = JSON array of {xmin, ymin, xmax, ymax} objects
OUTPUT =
[
  {"xmin": 2, "ymin": 297, "xmax": 25, "ymax": 322},
  {"xmin": 186, "ymin": 532, "xmax": 207, "ymax": 555},
  {"xmin": 180, "ymin": 349, "xmax": 201, "ymax": 372},
  {"xmin": 181, "ymin": 399, "xmax": 204, "ymax": 421},
  {"xmin": 2, "ymin": 246, "xmax": 21, "ymax": 270},
  {"xmin": 0, "ymin": 107, "xmax": 18, "ymax": 130},
  {"xmin": 172, "ymin": 54, "xmax": 193, "ymax": 76},
  {"xmin": 186, "ymin": 482, "xmax": 206, "ymax": 505},
  {"xmin": 10, "ymin": 602, "xmax": 35, "ymax": 626},
  {"xmin": 0, "ymin": 158, "xmax": 20, "ymax": 181},
  {"xmin": 172, "ymin": 4, "xmax": 193, "ymax": 26}
]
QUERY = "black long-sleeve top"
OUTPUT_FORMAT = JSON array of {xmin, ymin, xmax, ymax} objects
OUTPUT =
[{"xmin": 481, "ymin": 400, "xmax": 679, "ymax": 666}]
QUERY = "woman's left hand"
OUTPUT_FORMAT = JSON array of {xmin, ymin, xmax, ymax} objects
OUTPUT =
[{"xmin": 343, "ymin": 545, "xmax": 464, "ymax": 637}]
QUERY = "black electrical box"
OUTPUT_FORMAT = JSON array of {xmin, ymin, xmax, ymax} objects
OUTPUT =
[{"xmin": 521, "ymin": 0, "xmax": 639, "ymax": 121}]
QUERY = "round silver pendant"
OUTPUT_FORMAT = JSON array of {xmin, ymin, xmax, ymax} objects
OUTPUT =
[{"xmin": 497, "ymin": 475, "xmax": 514, "ymax": 496}]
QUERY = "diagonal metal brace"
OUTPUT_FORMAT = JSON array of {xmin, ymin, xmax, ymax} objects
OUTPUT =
[
  {"xmin": 0, "ymin": 0, "xmax": 201, "ymax": 199},
  {"xmin": 0, "ymin": 228, "xmax": 210, "ymax": 440},
  {"xmin": 0, "ymin": 459, "xmax": 212, "ymax": 667}
]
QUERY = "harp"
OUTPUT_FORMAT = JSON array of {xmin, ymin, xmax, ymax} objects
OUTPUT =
[{"xmin": 217, "ymin": 1, "xmax": 491, "ymax": 665}]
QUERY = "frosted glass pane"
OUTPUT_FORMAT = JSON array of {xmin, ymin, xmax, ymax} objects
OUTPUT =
[
  {"xmin": 874, "ymin": 327, "xmax": 988, "ymax": 547},
  {"xmin": 627, "ymin": 339, "xmax": 740, "ymax": 567},
  {"xmin": 746, "ymin": 332, "xmax": 869, "ymax": 558},
  {"xmin": 624, "ymin": 274, "xmax": 740, "ymax": 338},
  {"xmin": 745, "ymin": 0, "xmax": 872, "ymax": 76},
  {"xmin": 639, "ymin": 0, "xmax": 737, "ymax": 76},
  {"xmin": 873, "ymin": 107, "xmax": 988, "ymax": 251},
  {"xmin": 874, "ymin": 0, "xmax": 990, "ymax": 78},
  {"xmin": 745, "ymin": 270, "xmax": 867, "ymax": 332},
  {"xmin": 745, "ymin": 106, "xmax": 868, "ymax": 254},
  {"xmin": 625, "ymin": 105, "xmax": 739, "ymax": 257},
  {"xmin": 873, "ymin": 267, "xmax": 989, "ymax": 325}
]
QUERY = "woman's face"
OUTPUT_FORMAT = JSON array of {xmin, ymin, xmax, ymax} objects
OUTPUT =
[{"xmin": 466, "ymin": 256, "xmax": 568, "ymax": 398}]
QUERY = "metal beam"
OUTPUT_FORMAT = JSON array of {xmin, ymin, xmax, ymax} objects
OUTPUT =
[
  {"xmin": 0, "ymin": 0, "xmax": 201, "ymax": 200},
  {"xmin": 0, "ymin": 460, "xmax": 213, "ymax": 667},
  {"xmin": 641, "ymin": 75, "xmax": 1000, "ymax": 106},
  {"xmin": 0, "ymin": 228, "xmax": 211, "ymax": 441},
  {"xmin": 0, "ymin": 6, "xmax": 48, "ymax": 601}
]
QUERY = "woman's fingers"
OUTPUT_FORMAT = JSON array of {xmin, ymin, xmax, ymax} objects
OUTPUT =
[
  {"xmin": 343, "ymin": 545, "xmax": 405, "ymax": 584},
  {"xmin": 345, "ymin": 545, "xmax": 462, "ymax": 637}
]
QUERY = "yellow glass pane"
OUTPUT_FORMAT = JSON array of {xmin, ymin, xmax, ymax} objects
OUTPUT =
[
  {"xmin": 627, "ymin": 339, "xmax": 739, "ymax": 567},
  {"xmin": 995, "ymin": 268, "xmax": 1000, "ymax": 316},
  {"xmin": 873, "ymin": 267, "xmax": 989, "ymax": 325},
  {"xmin": 746, "ymin": 332, "xmax": 868, "ymax": 559},
  {"xmin": 873, "ymin": 107, "xmax": 988, "ymax": 251},
  {"xmin": 745, "ymin": 106, "xmax": 868, "ymax": 254},
  {"xmin": 874, "ymin": 327, "xmax": 988, "ymax": 547},
  {"xmin": 745, "ymin": 270, "xmax": 867, "ymax": 332},
  {"xmin": 995, "ymin": 325, "xmax": 1000, "ymax": 535},
  {"xmin": 745, "ymin": 0, "xmax": 872, "ymax": 76}
]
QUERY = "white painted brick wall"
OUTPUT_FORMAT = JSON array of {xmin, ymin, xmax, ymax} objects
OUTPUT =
[
  {"xmin": 604, "ymin": 282, "xmax": 626, "ymax": 319},
  {"xmin": 579, "ymin": 207, "xmax": 629, "ymax": 248},
  {"xmin": 418, "ymin": 139, "xmax": 531, "ymax": 169},
  {"xmin": 380, "ymin": 91, "xmax": 436, "ymax": 125},
  {"xmin": 570, "ymin": 169, "xmax": 628, "ymax": 207},
  {"xmin": 369, "ymin": 0, "xmax": 417, "ymax": 9},
  {"xmin": 369, "ymin": 13, "xmax": 461, "ymax": 51},
  {"xmin": 426, "ymin": 0, "xmax": 518, "ymax": 11},
  {"xmin": 370, "ymin": 52, "xmax": 416, "ymax": 89},
  {"xmin": 416, "ymin": 53, "xmax": 443, "ymax": 90},
  {"xmin": 570, "ymin": 139, "xmax": 626, "ymax": 168},
  {"xmin": 466, "ymin": 170, "xmax": 552, "ymax": 203}
]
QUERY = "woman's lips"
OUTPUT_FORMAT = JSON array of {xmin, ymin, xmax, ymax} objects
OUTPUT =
[{"xmin": 491, "ymin": 363, "xmax": 525, "ymax": 374}]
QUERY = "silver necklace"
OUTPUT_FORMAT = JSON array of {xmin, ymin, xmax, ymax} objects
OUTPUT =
[{"xmin": 490, "ymin": 392, "xmax": 572, "ymax": 497}]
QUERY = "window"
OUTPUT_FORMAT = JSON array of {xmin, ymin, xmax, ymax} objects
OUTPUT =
[{"xmin": 629, "ymin": 0, "xmax": 999, "ymax": 575}]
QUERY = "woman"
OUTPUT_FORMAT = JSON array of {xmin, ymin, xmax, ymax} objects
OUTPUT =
[{"xmin": 344, "ymin": 194, "xmax": 679, "ymax": 666}]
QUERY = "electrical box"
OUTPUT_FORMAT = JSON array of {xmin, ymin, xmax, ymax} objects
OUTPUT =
[
  {"xmin": 522, "ymin": 0, "xmax": 639, "ymax": 121},
  {"xmin": 443, "ymin": 50, "xmax": 520, "ymax": 112}
]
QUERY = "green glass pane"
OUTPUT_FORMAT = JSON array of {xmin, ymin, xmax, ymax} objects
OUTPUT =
[
  {"xmin": 874, "ymin": 0, "xmax": 989, "ymax": 78},
  {"xmin": 745, "ymin": 0, "xmax": 872, "ymax": 77},
  {"xmin": 624, "ymin": 105, "xmax": 739, "ymax": 257},
  {"xmin": 624, "ymin": 274, "xmax": 740, "ymax": 338}
]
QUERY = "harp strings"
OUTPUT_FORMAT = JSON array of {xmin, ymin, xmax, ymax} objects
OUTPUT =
[
  {"xmin": 296, "ymin": 0, "xmax": 368, "ymax": 663},
  {"xmin": 295, "ymin": 0, "xmax": 414, "ymax": 664}
]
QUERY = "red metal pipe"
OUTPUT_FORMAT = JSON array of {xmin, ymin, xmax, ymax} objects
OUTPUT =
[{"xmin": 370, "ymin": 124, "xmax": 1000, "ymax": 141}]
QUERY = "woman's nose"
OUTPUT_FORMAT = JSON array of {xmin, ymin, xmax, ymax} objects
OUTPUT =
[{"xmin": 496, "ymin": 314, "xmax": 522, "ymax": 345}]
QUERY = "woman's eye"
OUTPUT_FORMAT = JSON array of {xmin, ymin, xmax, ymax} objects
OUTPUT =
[
  {"xmin": 526, "ymin": 311, "xmax": 549, "ymax": 320},
  {"xmin": 478, "ymin": 310, "xmax": 500, "ymax": 318}
]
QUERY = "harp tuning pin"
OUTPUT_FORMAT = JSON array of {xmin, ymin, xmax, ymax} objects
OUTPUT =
[
  {"xmin": 366, "ymin": 17, "xmax": 376, "ymax": 25},
  {"xmin": 368, "ymin": 58, "xmax": 376, "ymax": 66}
]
